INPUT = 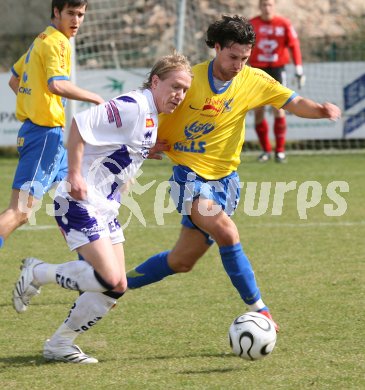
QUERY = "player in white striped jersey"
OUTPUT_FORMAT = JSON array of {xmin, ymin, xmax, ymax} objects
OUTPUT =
[
  {"xmin": 12, "ymin": 52, "xmax": 192, "ymax": 364},
  {"xmin": 54, "ymin": 89, "xmax": 160, "ymax": 250}
]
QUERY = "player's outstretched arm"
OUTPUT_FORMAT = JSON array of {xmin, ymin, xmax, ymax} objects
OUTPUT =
[
  {"xmin": 66, "ymin": 118, "xmax": 87, "ymax": 201},
  {"xmin": 284, "ymin": 96, "xmax": 341, "ymax": 121},
  {"xmin": 48, "ymin": 79, "xmax": 104, "ymax": 105}
]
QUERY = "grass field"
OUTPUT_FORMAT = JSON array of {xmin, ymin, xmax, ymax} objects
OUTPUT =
[{"xmin": 0, "ymin": 153, "xmax": 364, "ymax": 390}]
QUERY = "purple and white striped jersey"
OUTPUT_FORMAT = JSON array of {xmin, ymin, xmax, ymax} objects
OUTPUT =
[{"xmin": 56, "ymin": 88, "xmax": 158, "ymax": 224}]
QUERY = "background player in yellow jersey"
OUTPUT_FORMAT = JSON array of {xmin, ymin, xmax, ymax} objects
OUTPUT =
[
  {"xmin": 0, "ymin": 0, "xmax": 103, "ymax": 248},
  {"xmin": 126, "ymin": 15, "xmax": 341, "ymax": 330}
]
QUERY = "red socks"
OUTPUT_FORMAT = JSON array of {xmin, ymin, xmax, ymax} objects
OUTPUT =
[
  {"xmin": 255, "ymin": 119, "xmax": 271, "ymax": 152},
  {"xmin": 274, "ymin": 117, "xmax": 287, "ymax": 153}
]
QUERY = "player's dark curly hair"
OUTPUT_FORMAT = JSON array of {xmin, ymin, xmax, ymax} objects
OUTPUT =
[
  {"xmin": 51, "ymin": 0, "xmax": 88, "ymax": 19},
  {"xmin": 205, "ymin": 15, "xmax": 256, "ymax": 49}
]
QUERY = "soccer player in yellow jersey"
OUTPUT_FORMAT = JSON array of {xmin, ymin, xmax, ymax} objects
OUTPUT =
[
  {"xmin": 128, "ymin": 15, "xmax": 340, "ymax": 330},
  {"xmin": 0, "ymin": 0, "xmax": 103, "ymax": 248}
]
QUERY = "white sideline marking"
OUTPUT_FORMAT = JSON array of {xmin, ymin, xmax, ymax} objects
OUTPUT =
[
  {"xmin": 19, "ymin": 220, "xmax": 365, "ymax": 231},
  {"xmin": 20, "ymin": 225, "xmax": 58, "ymax": 230}
]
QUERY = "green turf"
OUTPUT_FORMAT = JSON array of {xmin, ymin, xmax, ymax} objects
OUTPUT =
[{"xmin": 0, "ymin": 153, "xmax": 364, "ymax": 390}]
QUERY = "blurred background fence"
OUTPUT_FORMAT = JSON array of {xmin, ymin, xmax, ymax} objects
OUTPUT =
[{"xmin": 0, "ymin": 0, "xmax": 364, "ymax": 151}]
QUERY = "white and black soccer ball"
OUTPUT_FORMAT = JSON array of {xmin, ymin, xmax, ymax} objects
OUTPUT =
[{"xmin": 228, "ymin": 312, "xmax": 277, "ymax": 361}]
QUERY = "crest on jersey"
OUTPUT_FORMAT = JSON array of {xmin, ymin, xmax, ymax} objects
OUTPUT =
[{"xmin": 146, "ymin": 118, "xmax": 155, "ymax": 128}]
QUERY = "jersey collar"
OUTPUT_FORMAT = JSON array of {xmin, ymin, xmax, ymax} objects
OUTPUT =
[{"xmin": 208, "ymin": 59, "xmax": 233, "ymax": 94}]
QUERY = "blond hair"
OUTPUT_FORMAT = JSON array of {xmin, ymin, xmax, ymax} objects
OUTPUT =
[{"xmin": 142, "ymin": 52, "xmax": 193, "ymax": 90}]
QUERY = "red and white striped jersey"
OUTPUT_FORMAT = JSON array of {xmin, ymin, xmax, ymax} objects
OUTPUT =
[{"xmin": 250, "ymin": 15, "xmax": 302, "ymax": 68}]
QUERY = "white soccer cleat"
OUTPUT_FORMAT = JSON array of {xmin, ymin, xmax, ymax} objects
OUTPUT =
[
  {"xmin": 43, "ymin": 340, "xmax": 98, "ymax": 364},
  {"xmin": 257, "ymin": 152, "xmax": 271, "ymax": 163},
  {"xmin": 275, "ymin": 152, "xmax": 287, "ymax": 163},
  {"xmin": 12, "ymin": 257, "xmax": 42, "ymax": 313}
]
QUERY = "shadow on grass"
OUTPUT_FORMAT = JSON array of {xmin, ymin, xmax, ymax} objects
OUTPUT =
[
  {"xmin": 110, "ymin": 351, "xmax": 236, "ymax": 362},
  {"xmin": 0, "ymin": 351, "xmax": 243, "ymax": 372},
  {"xmin": 0, "ymin": 297, "xmax": 80, "ymax": 309},
  {"xmin": 117, "ymin": 352, "xmax": 244, "ymax": 374},
  {"xmin": 179, "ymin": 367, "xmax": 242, "ymax": 374},
  {"xmin": 0, "ymin": 355, "xmax": 46, "ymax": 367}
]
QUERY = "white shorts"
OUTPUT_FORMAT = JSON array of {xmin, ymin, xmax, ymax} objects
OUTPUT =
[{"xmin": 54, "ymin": 195, "xmax": 125, "ymax": 251}]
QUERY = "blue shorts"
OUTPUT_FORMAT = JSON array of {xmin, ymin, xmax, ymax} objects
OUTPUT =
[
  {"xmin": 12, "ymin": 120, "xmax": 68, "ymax": 199},
  {"xmin": 169, "ymin": 165, "xmax": 241, "ymax": 244}
]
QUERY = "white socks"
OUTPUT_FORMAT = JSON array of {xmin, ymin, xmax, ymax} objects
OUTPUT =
[
  {"xmin": 47, "ymin": 292, "xmax": 117, "ymax": 347},
  {"xmin": 248, "ymin": 298, "xmax": 266, "ymax": 312},
  {"xmin": 33, "ymin": 260, "xmax": 106, "ymax": 292}
]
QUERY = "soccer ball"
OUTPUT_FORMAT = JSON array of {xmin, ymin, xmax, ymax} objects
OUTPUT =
[{"xmin": 228, "ymin": 312, "xmax": 277, "ymax": 361}]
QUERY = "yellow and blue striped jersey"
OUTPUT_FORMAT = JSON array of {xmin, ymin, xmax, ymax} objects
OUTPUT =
[
  {"xmin": 11, "ymin": 25, "xmax": 71, "ymax": 127},
  {"xmin": 159, "ymin": 60, "xmax": 296, "ymax": 180}
]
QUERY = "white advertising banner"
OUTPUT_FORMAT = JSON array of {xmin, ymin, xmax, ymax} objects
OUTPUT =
[
  {"xmin": 1, "ymin": 62, "xmax": 364, "ymax": 146},
  {"xmin": 0, "ymin": 72, "xmax": 20, "ymax": 146}
]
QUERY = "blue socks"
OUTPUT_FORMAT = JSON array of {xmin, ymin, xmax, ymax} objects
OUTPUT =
[
  {"xmin": 0, "ymin": 236, "xmax": 4, "ymax": 248},
  {"xmin": 220, "ymin": 243, "xmax": 261, "ymax": 305},
  {"xmin": 124, "ymin": 243, "xmax": 262, "ymax": 309},
  {"xmin": 127, "ymin": 251, "xmax": 174, "ymax": 289}
]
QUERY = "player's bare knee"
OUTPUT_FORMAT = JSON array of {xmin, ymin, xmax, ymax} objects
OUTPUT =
[
  {"xmin": 113, "ymin": 278, "xmax": 127, "ymax": 294},
  {"xmin": 171, "ymin": 261, "xmax": 195, "ymax": 273},
  {"xmin": 214, "ymin": 228, "xmax": 240, "ymax": 247},
  {"xmin": 100, "ymin": 273, "xmax": 124, "ymax": 291},
  {"xmin": 168, "ymin": 251, "xmax": 199, "ymax": 273}
]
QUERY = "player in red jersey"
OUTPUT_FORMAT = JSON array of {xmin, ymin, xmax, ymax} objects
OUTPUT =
[{"xmin": 250, "ymin": 0, "xmax": 305, "ymax": 162}]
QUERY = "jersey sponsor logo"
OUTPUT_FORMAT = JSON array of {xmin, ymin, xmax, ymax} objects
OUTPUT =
[
  {"xmin": 146, "ymin": 118, "xmax": 154, "ymax": 128},
  {"xmin": 188, "ymin": 97, "xmax": 233, "ymax": 116},
  {"xmin": 202, "ymin": 104, "xmax": 219, "ymax": 112},
  {"xmin": 258, "ymin": 25, "xmax": 285, "ymax": 37},
  {"xmin": 259, "ymin": 25, "xmax": 274, "ymax": 34},
  {"xmin": 258, "ymin": 53, "xmax": 279, "ymax": 63},
  {"xmin": 184, "ymin": 121, "xmax": 215, "ymax": 140},
  {"xmin": 173, "ymin": 140, "xmax": 206, "ymax": 154},
  {"xmin": 257, "ymin": 39, "xmax": 279, "ymax": 57},
  {"xmin": 144, "ymin": 130, "xmax": 153, "ymax": 139},
  {"xmin": 18, "ymin": 87, "xmax": 32, "ymax": 95},
  {"xmin": 142, "ymin": 130, "xmax": 154, "ymax": 147},
  {"xmin": 173, "ymin": 120, "xmax": 215, "ymax": 154}
]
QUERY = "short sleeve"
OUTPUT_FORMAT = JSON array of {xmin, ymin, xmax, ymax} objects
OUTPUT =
[
  {"xmin": 74, "ymin": 96, "xmax": 141, "ymax": 146},
  {"xmin": 44, "ymin": 36, "xmax": 71, "ymax": 84}
]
